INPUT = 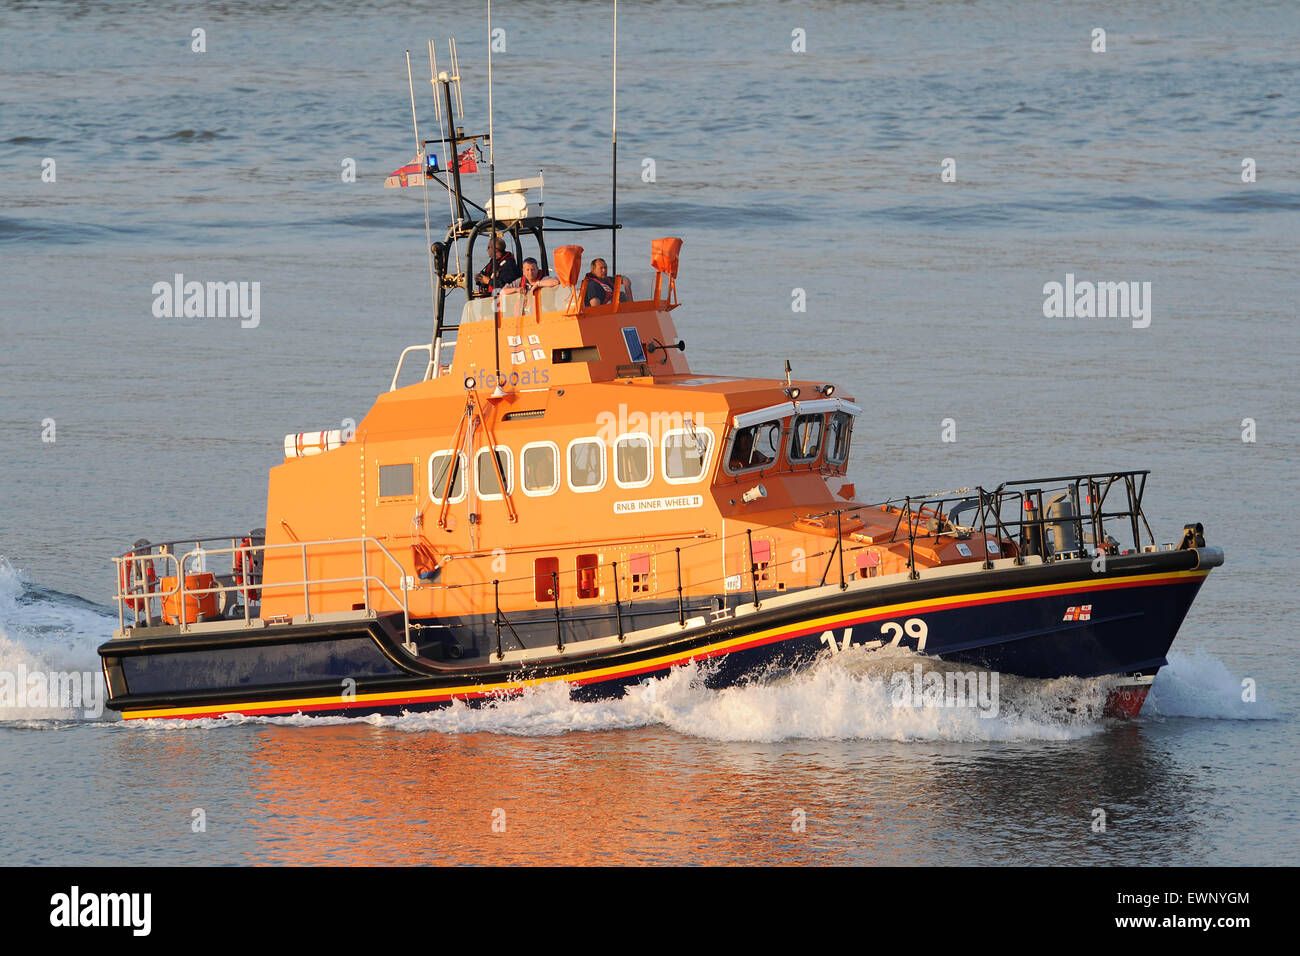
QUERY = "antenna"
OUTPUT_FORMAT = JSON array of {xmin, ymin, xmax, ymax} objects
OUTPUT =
[
  {"xmin": 429, "ymin": 41, "xmax": 443, "ymax": 129},
  {"xmin": 611, "ymin": 0, "xmax": 618, "ymax": 278},
  {"xmin": 429, "ymin": 39, "xmax": 461, "ymax": 291},
  {"xmin": 408, "ymin": 49, "xmax": 442, "ymax": 368},
  {"xmin": 449, "ymin": 38, "xmax": 464, "ymax": 117},
  {"xmin": 487, "ymin": 0, "xmax": 502, "ymax": 392},
  {"xmin": 486, "ymin": 0, "xmax": 497, "ymax": 217},
  {"xmin": 404, "ymin": 51, "xmax": 421, "ymax": 157}
]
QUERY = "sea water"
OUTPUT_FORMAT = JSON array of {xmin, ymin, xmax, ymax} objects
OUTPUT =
[{"xmin": 0, "ymin": 0, "xmax": 1296, "ymax": 864}]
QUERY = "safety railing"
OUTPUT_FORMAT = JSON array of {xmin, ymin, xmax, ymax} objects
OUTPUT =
[
  {"xmin": 113, "ymin": 536, "xmax": 412, "ymax": 647},
  {"xmin": 390, "ymin": 344, "xmax": 434, "ymax": 391},
  {"xmin": 855, "ymin": 469, "xmax": 1160, "ymax": 573},
  {"xmin": 471, "ymin": 471, "xmax": 1166, "ymax": 656},
  {"xmin": 451, "ymin": 471, "xmax": 1167, "ymax": 655},
  {"xmin": 112, "ymin": 472, "xmax": 1167, "ymax": 660}
]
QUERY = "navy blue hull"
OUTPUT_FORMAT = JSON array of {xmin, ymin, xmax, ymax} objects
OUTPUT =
[{"xmin": 99, "ymin": 548, "xmax": 1220, "ymax": 719}]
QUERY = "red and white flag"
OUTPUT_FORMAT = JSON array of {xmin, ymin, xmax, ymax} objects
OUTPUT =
[
  {"xmin": 384, "ymin": 154, "xmax": 427, "ymax": 189},
  {"xmin": 1062, "ymin": 605, "xmax": 1093, "ymax": 622}
]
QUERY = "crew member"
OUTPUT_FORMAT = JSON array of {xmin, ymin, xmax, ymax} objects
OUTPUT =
[
  {"xmin": 583, "ymin": 257, "xmax": 615, "ymax": 305},
  {"xmin": 475, "ymin": 236, "xmax": 521, "ymax": 291},
  {"xmin": 505, "ymin": 257, "xmax": 559, "ymax": 293}
]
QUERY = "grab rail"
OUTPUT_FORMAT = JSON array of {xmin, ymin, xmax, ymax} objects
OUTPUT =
[
  {"xmin": 112, "ymin": 470, "xmax": 1164, "ymax": 656},
  {"xmin": 390, "ymin": 344, "xmax": 434, "ymax": 391},
  {"xmin": 113, "ymin": 536, "xmax": 412, "ymax": 648}
]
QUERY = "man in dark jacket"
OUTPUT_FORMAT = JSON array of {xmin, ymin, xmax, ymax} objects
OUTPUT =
[
  {"xmin": 475, "ymin": 236, "xmax": 521, "ymax": 292},
  {"xmin": 583, "ymin": 257, "xmax": 615, "ymax": 305}
]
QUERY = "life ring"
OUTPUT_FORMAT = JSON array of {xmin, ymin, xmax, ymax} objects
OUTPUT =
[
  {"xmin": 232, "ymin": 538, "xmax": 260, "ymax": 602},
  {"xmin": 120, "ymin": 552, "xmax": 156, "ymax": 613}
]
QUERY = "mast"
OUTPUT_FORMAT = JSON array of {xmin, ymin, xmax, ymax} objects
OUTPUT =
[
  {"xmin": 442, "ymin": 78, "xmax": 466, "ymax": 223},
  {"xmin": 611, "ymin": 0, "xmax": 618, "ymax": 278}
]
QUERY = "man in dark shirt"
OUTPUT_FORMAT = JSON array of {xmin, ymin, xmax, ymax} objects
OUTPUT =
[
  {"xmin": 475, "ymin": 236, "xmax": 520, "ymax": 292},
  {"xmin": 583, "ymin": 257, "xmax": 615, "ymax": 305}
]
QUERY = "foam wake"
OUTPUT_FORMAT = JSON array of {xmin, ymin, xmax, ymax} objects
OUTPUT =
[
  {"xmin": 1, "ymin": 558, "xmax": 1266, "ymax": 736},
  {"xmin": 125, "ymin": 647, "xmax": 1118, "ymax": 742},
  {"xmin": 128, "ymin": 643, "xmax": 1274, "ymax": 741},
  {"xmin": 1145, "ymin": 648, "xmax": 1277, "ymax": 720},
  {"xmin": 0, "ymin": 558, "xmax": 113, "ymax": 721}
]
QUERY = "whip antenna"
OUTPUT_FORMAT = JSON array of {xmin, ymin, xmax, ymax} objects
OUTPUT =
[
  {"xmin": 487, "ymin": 0, "xmax": 502, "ymax": 393},
  {"xmin": 487, "ymin": 0, "xmax": 497, "ymax": 224},
  {"xmin": 611, "ymin": 0, "xmax": 618, "ymax": 277},
  {"xmin": 405, "ymin": 50, "xmax": 421, "ymax": 153},
  {"xmin": 450, "ymin": 38, "xmax": 464, "ymax": 116},
  {"xmin": 408, "ymin": 50, "xmax": 440, "ymax": 363}
]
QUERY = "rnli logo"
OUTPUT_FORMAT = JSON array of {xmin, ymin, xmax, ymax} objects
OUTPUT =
[{"xmin": 1063, "ymin": 605, "xmax": 1092, "ymax": 621}]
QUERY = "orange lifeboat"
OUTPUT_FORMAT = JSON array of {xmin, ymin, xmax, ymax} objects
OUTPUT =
[{"xmin": 95, "ymin": 49, "xmax": 1224, "ymax": 724}]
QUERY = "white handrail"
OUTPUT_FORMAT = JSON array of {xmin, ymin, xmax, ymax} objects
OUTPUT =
[
  {"xmin": 390, "ymin": 344, "xmax": 434, "ymax": 391},
  {"xmin": 113, "ymin": 536, "xmax": 414, "ymax": 648}
]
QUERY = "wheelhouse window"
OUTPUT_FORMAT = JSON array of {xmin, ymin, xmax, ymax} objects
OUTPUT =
[
  {"xmin": 726, "ymin": 419, "xmax": 783, "ymax": 474},
  {"xmin": 825, "ymin": 411, "xmax": 853, "ymax": 466},
  {"xmin": 567, "ymin": 438, "xmax": 606, "ymax": 492},
  {"xmin": 614, "ymin": 434, "xmax": 652, "ymax": 488},
  {"xmin": 378, "ymin": 463, "xmax": 414, "ymax": 499},
  {"xmin": 788, "ymin": 414, "xmax": 824, "ymax": 464},
  {"xmin": 663, "ymin": 426, "xmax": 714, "ymax": 484},
  {"xmin": 428, "ymin": 451, "xmax": 466, "ymax": 503},
  {"xmin": 475, "ymin": 446, "xmax": 513, "ymax": 499},
  {"xmin": 521, "ymin": 442, "xmax": 559, "ymax": 496}
]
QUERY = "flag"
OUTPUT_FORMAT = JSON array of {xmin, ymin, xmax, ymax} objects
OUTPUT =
[
  {"xmin": 458, "ymin": 146, "xmax": 479, "ymax": 173},
  {"xmin": 384, "ymin": 152, "xmax": 437, "ymax": 189},
  {"xmin": 1062, "ymin": 605, "xmax": 1093, "ymax": 622}
]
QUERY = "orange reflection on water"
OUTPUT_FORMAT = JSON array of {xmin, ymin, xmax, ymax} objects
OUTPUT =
[
  {"xmin": 233, "ymin": 725, "xmax": 869, "ymax": 865},
  {"xmin": 105, "ymin": 715, "xmax": 1177, "ymax": 866}
]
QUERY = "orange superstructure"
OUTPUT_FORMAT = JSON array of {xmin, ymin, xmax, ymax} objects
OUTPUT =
[{"xmin": 257, "ymin": 253, "xmax": 1000, "ymax": 634}]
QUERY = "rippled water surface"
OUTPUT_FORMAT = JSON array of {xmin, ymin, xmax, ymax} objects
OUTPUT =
[{"xmin": 1, "ymin": 0, "xmax": 1297, "ymax": 865}]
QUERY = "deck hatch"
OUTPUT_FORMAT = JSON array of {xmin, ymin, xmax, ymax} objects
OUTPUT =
[
  {"xmin": 534, "ymin": 557, "xmax": 559, "ymax": 602},
  {"xmin": 576, "ymin": 554, "xmax": 599, "ymax": 598}
]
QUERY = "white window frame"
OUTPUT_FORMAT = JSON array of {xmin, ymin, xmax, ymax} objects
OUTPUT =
[
  {"xmin": 566, "ymin": 437, "xmax": 607, "ymax": 493},
  {"xmin": 787, "ymin": 413, "xmax": 825, "ymax": 464},
  {"xmin": 723, "ymin": 418, "xmax": 784, "ymax": 477},
  {"xmin": 428, "ymin": 451, "xmax": 468, "ymax": 504},
  {"xmin": 825, "ymin": 412, "xmax": 854, "ymax": 466},
  {"xmin": 613, "ymin": 432, "xmax": 654, "ymax": 490},
  {"xmin": 475, "ymin": 445, "xmax": 513, "ymax": 500},
  {"xmin": 520, "ymin": 441, "xmax": 561, "ymax": 497},
  {"xmin": 662, "ymin": 425, "xmax": 715, "ymax": 485}
]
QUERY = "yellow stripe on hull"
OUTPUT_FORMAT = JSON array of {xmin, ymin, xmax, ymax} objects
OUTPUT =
[{"xmin": 121, "ymin": 568, "xmax": 1208, "ymax": 720}]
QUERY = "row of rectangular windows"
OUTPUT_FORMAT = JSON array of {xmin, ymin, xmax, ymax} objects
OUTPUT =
[
  {"xmin": 381, "ymin": 428, "xmax": 717, "ymax": 503},
  {"xmin": 376, "ymin": 408, "xmax": 854, "ymax": 500}
]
